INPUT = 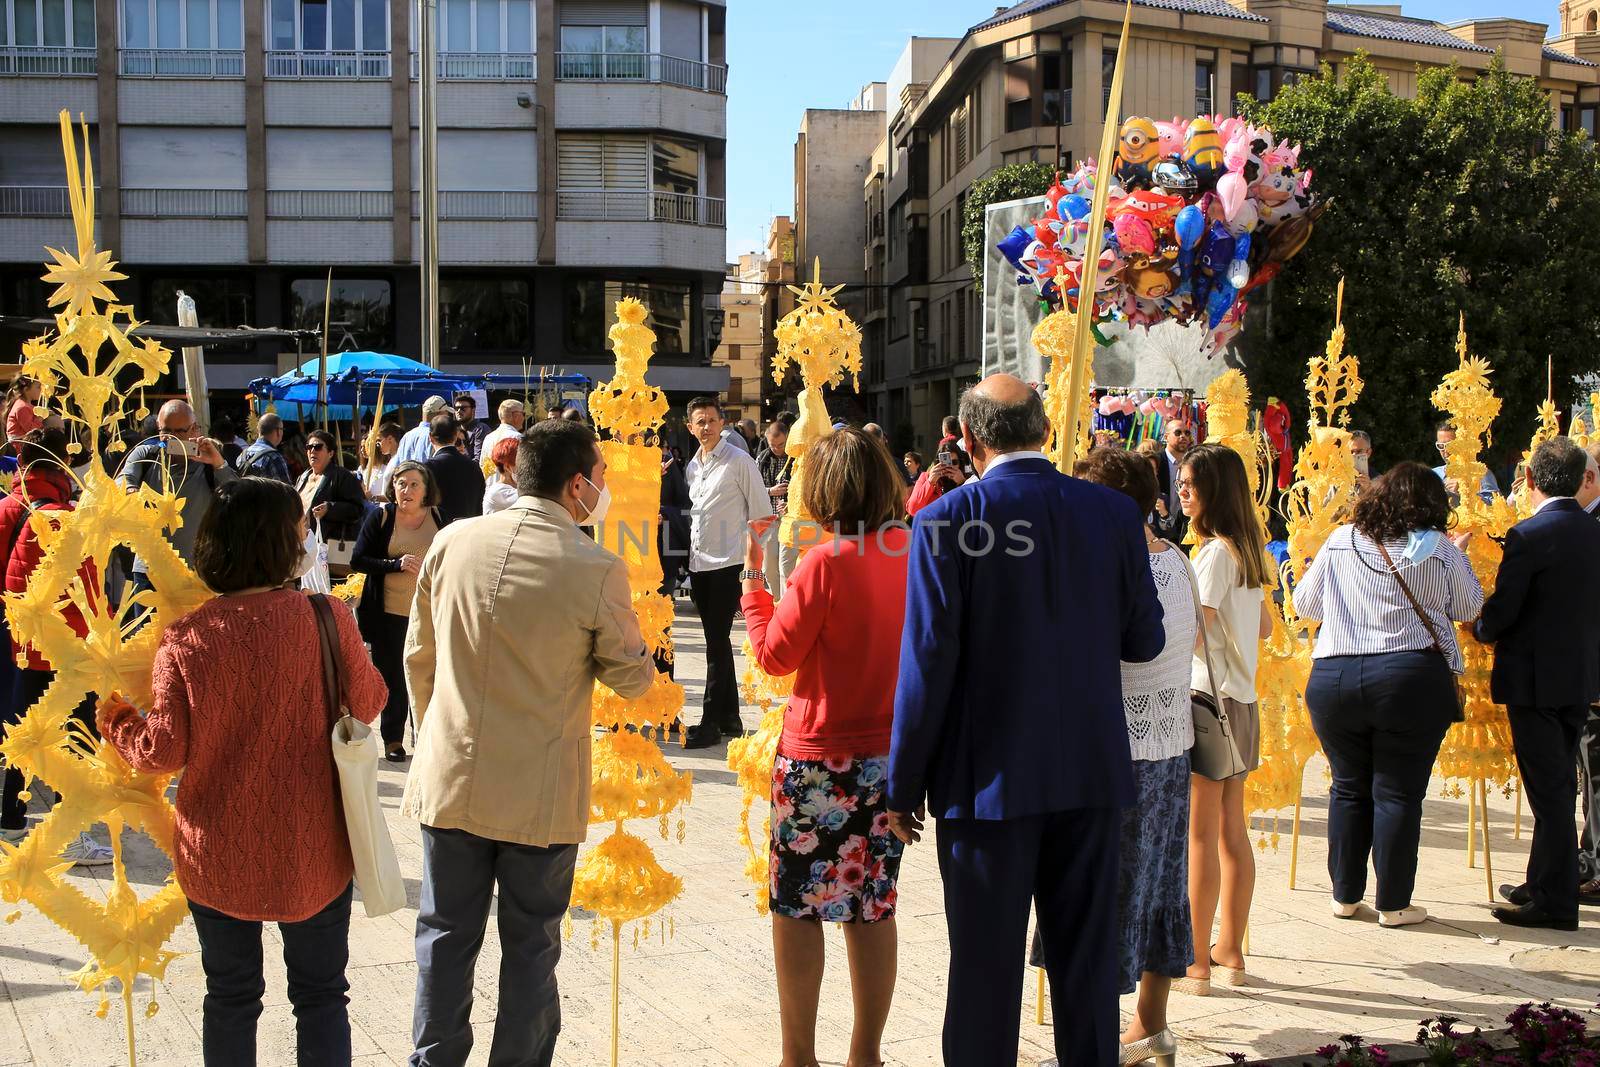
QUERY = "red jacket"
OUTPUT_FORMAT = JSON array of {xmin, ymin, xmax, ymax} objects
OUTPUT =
[{"xmin": 4, "ymin": 468, "xmax": 98, "ymax": 671}]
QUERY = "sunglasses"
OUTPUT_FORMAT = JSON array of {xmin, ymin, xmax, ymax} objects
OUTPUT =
[{"xmin": 306, "ymin": 442, "xmax": 328, "ymax": 452}]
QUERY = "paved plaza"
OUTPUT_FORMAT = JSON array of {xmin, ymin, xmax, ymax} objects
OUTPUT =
[{"xmin": 0, "ymin": 611, "xmax": 1597, "ymax": 1066}]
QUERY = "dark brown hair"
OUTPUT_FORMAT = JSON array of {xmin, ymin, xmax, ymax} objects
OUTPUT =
[
  {"xmin": 1352, "ymin": 461, "xmax": 1451, "ymax": 543},
  {"xmin": 1074, "ymin": 445, "xmax": 1158, "ymax": 518},
  {"xmin": 800, "ymin": 427, "xmax": 905, "ymax": 532},
  {"xmin": 1181, "ymin": 443, "xmax": 1270, "ymax": 589},
  {"xmin": 193, "ymin": 477, "xmax": 304, "ymax": 594},
  {"xmin": 305, "ymin": 429, "xmax": 336, "ymax": 457},
  {"xmin": 387, "ymin": 460, "xmax": 441, "ymax": 507}
]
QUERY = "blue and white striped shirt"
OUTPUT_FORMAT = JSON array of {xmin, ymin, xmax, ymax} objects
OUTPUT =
[{"xmin": 1296, "ymin": 525, "xmax": 1485, "ymax": 673}]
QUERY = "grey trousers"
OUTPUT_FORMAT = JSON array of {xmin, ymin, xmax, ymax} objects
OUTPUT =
[
  {"xmin": 410, "ymin": 826, "xmax": 578, "ymax": 1067},
  {"xmin": 1580, "ymin": 706, "xmax": 1600, "ymax": 883}
]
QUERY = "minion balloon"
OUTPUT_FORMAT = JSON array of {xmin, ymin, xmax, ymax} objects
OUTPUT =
[
  {"xmin": 1183, "ymin": 116, "xmax": 1225, "ymax": 189},
  {"xmin": 1112, "ymin": 116, "xmax": 1161, "ymax": 190}
]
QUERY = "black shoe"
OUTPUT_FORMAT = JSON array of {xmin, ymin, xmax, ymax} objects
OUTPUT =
[
  {"xmin": 384, "ymin": 743, "xmax": 407, "ymax": 763},
  {"xmin": 1499, "ymin": 882, "xmax": 1533, "ymax": 907},
  {"xmin": 681, "ymin": 724, "xmax": 721, "ymax": 750},
  {"xmin": 1491, "ymin": 903, "xmax": 1579, "ymax": 931},
  {"xmin": 1579, "ymin": 879, "xmax": 1600, "ymax": 906}
]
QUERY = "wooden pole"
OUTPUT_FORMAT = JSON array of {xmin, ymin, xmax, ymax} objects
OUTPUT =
[
  {"xmin": 1034, "ymin": 967, "xmax": 1046, "ymax": 1026},
  {"xmin": 1287, "ymin": 778, "xmax": 1305, "ymax": 890},
  {"xmin": 610, "ymin": 921, "xmax": 621, "ymax": 1067},
  {"xmin": 1241, "ymin": 921, "xmax": 1250, "ymax": 957},
  {"xmin": 1479, "ymin": 778, "xmax": 1495, "ymax": 904},
  {"xmin": 1467, "ymin": 781, "xmax": 1477, "ymax": 868}
]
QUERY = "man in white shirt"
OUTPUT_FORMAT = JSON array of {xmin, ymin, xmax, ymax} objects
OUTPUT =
[
  {"xmin": 396, "ymin": 395, "xmax": 449, "ymax": 464},
  {"xmin": 682, "ymin": 395, "xmax": 773, "ymax": 748},
  {"xmin": 478, "ymin": 398, "xmax": 527, "ymax": 475}
]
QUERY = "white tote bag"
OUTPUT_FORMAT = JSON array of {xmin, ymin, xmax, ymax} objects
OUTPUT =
[
  {"xmin": 299, "ymin": 526, "xmax": 333, "ymax": 596},
  {"xmin": 309, "ymin": 594, "xmax": 408, "ymax": 918}
]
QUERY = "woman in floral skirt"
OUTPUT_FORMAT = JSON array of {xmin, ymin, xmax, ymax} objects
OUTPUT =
[{"xmin": 741, "ymin": 427, "xmax": 910, "ymax": 1067}]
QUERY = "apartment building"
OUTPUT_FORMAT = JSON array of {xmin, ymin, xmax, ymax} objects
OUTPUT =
[
  {"xmin": 0, "ymin": 0, "xmax": 731, "ymax": 403},
  {"xmin": 852, "ymin": 0, "xmax": 1600, "ymax": 453},
  {"xmin": 715, "ymin": 260, "xmax": 760, "ymax": 422}
]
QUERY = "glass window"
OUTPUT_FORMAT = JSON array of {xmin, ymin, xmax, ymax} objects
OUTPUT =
[
  {"xmin": 474, "ymin": 0, "xmax": 497, "ymax": 51},
  {"xmin": 443, "ymin": 0, "xmax": 468, "ymax": 49},
  {"xmin": 560, "ymin": 24, "xmax": 599, "ymax": 51},
  {"xmin": 300, "ymin": 0, "xmax": 325, "ymax": 50},
  {"xmin": 154, "ymin": 0, "xmax": 178, "ymax": 46},
  {"xmin": 270, "ymin": 0, "xmax": 294, "ymax": 48},
  {"xmin": 42, "ymin": 0, "xmax": 64, "ymax": 45},
  {"xmin": 1195, "ymin": 59, "xmax": 1215, "ymax": 114},
  {"xmin": 290, "ymin": 278, "xmax": 393, "ymax": 352},
  {"xmin": 1581, "ymin": 105, "xmax": 1597, "ymax": 139},
  {"xmin": 505, "ymin": 0, "xmax": 529, "ymax": 51},
  {"xmin": 186, "ymin": 0, "xmax": 209, "ymax": 48},
  {"xmin": 72, "ymin": 0, "xmax": 92, "ymax": 45},
  {"xmin": 728, "ymin": 313, "xmax": 739, "ymax": 329},
  {"xmin": 330, "ymin": 0, "xmax": 353, "ymax": 49},
  {"xmin": 604, "ymin": 25, "xmax": 643, "ymax": 52},
  {"xmin": 148, "ymin": 277, "xmax": 256, "ymax": 356},
  {"xmin": 652, "ymin": 136, "xmax": 699, "ymax": 195},
  {"xmin": 14, "ymin": 0, "xmax": 37, "ymax": 44},
  {"xmin": 1254, "ymin": 67, "xmax": 1271, "ymax": 102},
  {"xmin": 440, "ymin": 277, "xmax": 529, "ymax": 353},
  {"xmin": 566, "ymin": 280, "xmax": 691, "ymax": 355},
  {"xmin": 217, "ymin": 0, "xmax": 241, "ymax": 47},
  {"xmin": 1041, "ymin": 50, "xmax": 1064, "ymax": 127},
  {"xmin": 359, "ymin": 0, "xmax": 382, "ymax": 47},
  {"xmin": 1004, "ymin": 57, "xmax": 1032, "ymax": 133},
  {"xmin": 1102, "ymin": 47, "xmax": 1116, "ymax": 116},
  {"xmin": 123, "ymin": 0, "xmax": 149, "ymax": 45}
]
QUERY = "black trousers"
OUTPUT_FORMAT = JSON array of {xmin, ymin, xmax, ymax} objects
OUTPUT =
[
  {"xmin": 189, "ymin": 883, "xmax": 353, "ymax": 1067},
  {"xmin": 937, "ymin": 808, "xmax": 1120, "ymax": 1066},
  {"xmin": 1306, "ymin": 651, "xmax": 1455, "ymax": 911},
  {"xmin": 367, "ymin": 613, "xmax": 411, "ymax": 746},
  {"xmin": 1579, "ymin": 705, "xmax": 1600, "ymax": 883},
  {"xmin": 688, "ymin": 564, "xmax": 743, "ymax": 734},
  {"xmin": 3, "ymin": 667, "xmax": 96, "ymax": 830},
  {"xmin": 1508, "ymin": 703, "xmax": 1588, "ymax": 920}
]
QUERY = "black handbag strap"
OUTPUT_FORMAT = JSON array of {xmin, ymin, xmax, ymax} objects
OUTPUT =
[
  {"xmin": 308, "ymin": 593, "xmax": 346, "ymax": 730},
  {"xmin": 1372, "ymin": 539, "xmax": 1451, "ymax": 661}
]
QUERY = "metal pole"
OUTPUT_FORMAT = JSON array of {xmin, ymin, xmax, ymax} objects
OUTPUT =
[{"xmin": 418, "ymin": 0, "xmax": 441, "ymax": 368}]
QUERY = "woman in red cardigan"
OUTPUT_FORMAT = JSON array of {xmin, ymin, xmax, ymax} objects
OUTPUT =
[
  {"xmin": 741, "ymin": 427, "xmax": 910, "ymax": 1067},
  {"xmin": 99, "ymin": 477, "xmax": 386, "ymax": 1067}
]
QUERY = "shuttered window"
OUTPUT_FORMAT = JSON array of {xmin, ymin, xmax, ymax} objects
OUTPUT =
[
  {"xmin": 557, "ymin": 134, "xmax": 648, "ymax": 189},
  {"xmin": 556, "ymin": 0, "xmax": 644, "ymax": 25}
]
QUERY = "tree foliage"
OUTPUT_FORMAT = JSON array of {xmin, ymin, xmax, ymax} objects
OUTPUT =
[
  {"xmin": 1239, "ymin": 54, "xmax": 1600, "ymax": 470},
  {"xmin": 962, "ymin": 161, "xmax": 1055, "ymax": 288}
]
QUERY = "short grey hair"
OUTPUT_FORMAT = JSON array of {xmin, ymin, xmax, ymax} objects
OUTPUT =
[
  {"xmin": 1528, "ymin": 437, "xmax": 1587, "ymax": 498},
  {"xmin": 959, "ymin": 384, "xmax": 1049, "ymax": 453},
  {"xmin": 497, "ymin": 398, "xmax": 525, "ymax": 421},
  {"xmin": 1349, "ymin": 430, "xmax": 1372, "ymax": 448},
  {"xmin": 257, "ymin": 412, "xmax": 284, "ymax": 438}
]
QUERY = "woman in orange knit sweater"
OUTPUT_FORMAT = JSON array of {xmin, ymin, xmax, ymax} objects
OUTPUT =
[
  {"xmin": 741, "ymin": 427, "xmax": 910, "ymax": 1067},
  {"xmin": 99, "ymin": 477, "xmax": 386, "ymax": 1066}
]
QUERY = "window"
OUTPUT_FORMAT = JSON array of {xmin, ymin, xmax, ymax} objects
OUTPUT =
[
  {"xmin": 8, "ymin": 0, "xmax": 95, "ymax": 46},
  {"xmin": 289, "ymin": 278, "xmax": 392, "ymax": 352},
  {"xmin": 440, "ymin": 276, "xmax": 529, "ymax": 353},
  {"xmin": 1041, "ymin": 47, "xmax": 1070, "ymax": 127},
  {"xmin": 1590, "ymin": 10, "xmax": 1598, "ymax": 31},
  {"xmin": 439, "ymin": 0, "xmax": 532, "ymax": 53},
  {"xmin": 148, "ymin": 277, "xmax": 255, "ymax": 356},
  {"xmin": 1581, "ymin": 105, "xmax": 1598, "ymax": 139},
  {"xmin": 1231, "ymin": 62, "xmax": 1250, "ymax": 111},
  {"xmin": 559, "ymin": 134, "xmax": 648, "ymax": 190},
  {"xmin": 727, "ymin": 312, "xmax": 739, "ymax": 329},
  {"xmin": 268, "ymin": 0, "xmax": 386, "ymax": 51},
  {"xmin": 1195, "ymin": 54, "xmax": 1215, "ymax": 115},
  {"xmin": 1255, "ymin": 67, "xmax": 1272, "ymax": 103},
  {"xmin": 954, "ymin": 191, "xmax": 967, "ymax": 266},
  {"xmin": 651, "ymin": 136, "xmax": 700, "ymax": 195},
  {"xmin": 566, "ymin": 280, "xmax": 691, "ymax": 356},
  {"xmin": 1004, "ymin": 56, "xmax": 1034, "ymax": 132},
  {"xmin": 558, "ymin": 22, "xmax": 645, "ymax": 77},
  {"xmin": 123, "ymin": 0, "xmax": 241, "ymax": 48},
  {"xmin": 1102, "ymin": 48, "xmax": 1117, "ymax": 115},
  {"xmin": 1562, "ymin": 104, "xmax": 1575, "ymax": 132}
]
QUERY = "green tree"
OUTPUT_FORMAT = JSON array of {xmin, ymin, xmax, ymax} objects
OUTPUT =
[
  {"xmin": 962, "ymin": 161, "xmax": 1056, "ymax": 288},
  {"xmin": 1239, "ymin": 54, "xmax": 1600, "ymax": 471}
]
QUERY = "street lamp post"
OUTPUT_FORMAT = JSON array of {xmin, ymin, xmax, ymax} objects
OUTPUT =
[{"xmin": 418, "ymin": 0, "xmax": 440, "ymax": 368}]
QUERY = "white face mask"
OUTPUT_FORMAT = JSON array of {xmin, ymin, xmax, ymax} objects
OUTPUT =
[{"xmin": 577, "ymin": 474, "xmax": 611, "ymax": 525}]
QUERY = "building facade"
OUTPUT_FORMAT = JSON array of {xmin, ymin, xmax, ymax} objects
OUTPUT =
[
  {"xmin": 849, "ymin": 0, "xmax": 1600, "ymax": 454},
  {"xmin": 715, "ymin": 263, "xmax": 760, "ymax": 422},
  {"xmin": 0, "ymin": 0, "xmax": 731, "ymax": 403}
]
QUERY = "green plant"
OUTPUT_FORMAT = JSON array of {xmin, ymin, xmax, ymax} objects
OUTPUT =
[{"xmin": 961, "ymin": 161, "xmax": 1056, "ymax": 288}]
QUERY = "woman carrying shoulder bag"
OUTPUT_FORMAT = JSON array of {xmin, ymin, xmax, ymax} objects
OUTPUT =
[
  {"xmin": 98, "ymin": 477, "xmax": 387, "ymax": 1066},
  {"xmin": 351, "ymin": 460, "xmax": 443, "ymax": 762},
  {"xmin": 1297, "ymin": 461, "xmax": 1482, "ymax": 928},
  {"xmin": 1175, "ymin": 444, "xmax": 1272, "ymax": 996}
]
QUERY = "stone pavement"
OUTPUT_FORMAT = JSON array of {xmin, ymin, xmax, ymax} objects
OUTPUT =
[{"xmin": 0, "ymin": 608, "xmax": 1597, "ymax": 1066}]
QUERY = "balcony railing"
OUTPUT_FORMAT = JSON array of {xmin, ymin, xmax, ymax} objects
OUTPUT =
[
  {"xmin": 122, "ymin": 188, "xmax": 248, "ymax": 218},
  {"xmin": 556, "ymin": 189, "xmax": 724, "ymax": 226},
  {"xmin": 267, "ymin": 50, "xmax": 390, "ymax": 79},
  {"xmin": 120, "ymin": 48, "xmax": 245, "ymax": 77},
  {"xmin": 554, "ymin": 51, "xmax": 726, "ymax": 93},
  {"xmin": 0, "ymin": 186, "xmax": 74, "ymax": 216},
  {"xmin": 439, "ymin": 190, "xmax": 538, "ymax": 220},
  {"xmin": 267, "ymin": 189, "xmax": 394, "ymax": 219},
  {"xmin": 410, "ymin": 51, "xmax": 535, "ymax": 80},
  {"xmin": 1195, "ymin": 92, "xmax": 1214, "ymax": 115},
  {"xmin": 0, "ymin": 45, "xmax": 96, "ymax": 76}
]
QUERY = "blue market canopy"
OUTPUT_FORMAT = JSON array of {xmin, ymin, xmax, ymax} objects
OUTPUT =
[{"xmin": 247, "ymin": 351, "xmax": 481, "ymax": 415}]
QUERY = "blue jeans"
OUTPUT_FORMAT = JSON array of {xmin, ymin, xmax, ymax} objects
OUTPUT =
[
  {"xmin": 1307, "ymin": 651, "xmax": 1456, "ymax": 911},
  {"xmin": 187, "ymin": 883, "xmax": 353, "ymax": 1067},
  {"xmin": 411, "ymin": 826, "xmax": 578, "ymax": 1067}
]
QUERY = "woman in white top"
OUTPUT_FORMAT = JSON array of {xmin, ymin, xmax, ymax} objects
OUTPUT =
[
  {"xmin": 1176, "ymin": 443, "xmax": 1272, "ymax": 996},
  {"xmin": 1297, "ymin": 461, "xmax": 1482, "ymax": 928},
  {"xmin": 361, "ymin": 423, "xmax": 401, "ymax": 502},
  {"xmin": 482, "ymin": 435, "xmax": 521, "ymax": 515}
]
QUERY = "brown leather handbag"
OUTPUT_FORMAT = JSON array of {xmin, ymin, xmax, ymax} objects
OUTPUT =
[{"xmin": 1374, "ymin": 541, "xmax": 1467, "ymax": 723}]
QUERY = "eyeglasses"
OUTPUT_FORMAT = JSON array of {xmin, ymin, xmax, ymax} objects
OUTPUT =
[
  {"xmin": 1176, "ymin": 479, "xmax": 1194, "ymax": 493},
  {"xmin": 164, "ymin": 424, "xmax": 195, "ymax": 436},
  {"xmin": 306, "ymin": 442, "xmax": 327, "ymax": 453},
  {"xmin": 1435, "ymin": 442, "xmax": 1450, "ymax": 454}
]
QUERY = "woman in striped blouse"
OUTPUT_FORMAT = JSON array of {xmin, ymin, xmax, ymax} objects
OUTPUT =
[{"xmin": 1297, "ymin": 461, "xmax": 1483, "ymax": 927}]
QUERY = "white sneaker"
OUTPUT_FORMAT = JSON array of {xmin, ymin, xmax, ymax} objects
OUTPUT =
[
  {"xmin": 1332, "ymin": 898, "xmax": 1362, "ymax": 918},
  {"xmin": 1379, "ymin": 905, "xmax": 1428, "ymax": 927},
  {"xmin": 62, "ymin": 832, "xmax": 113, "ymax": 867}
]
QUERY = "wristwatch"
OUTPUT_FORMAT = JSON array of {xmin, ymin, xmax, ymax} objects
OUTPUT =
[{"xmin": 740, "ymin": 569, "xmax": 767, "ymax": 585}]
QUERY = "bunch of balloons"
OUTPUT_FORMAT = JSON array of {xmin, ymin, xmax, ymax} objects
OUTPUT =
[{"xmin": 996, "ymin": 114, "xmax": 1324, "ymax": 351}]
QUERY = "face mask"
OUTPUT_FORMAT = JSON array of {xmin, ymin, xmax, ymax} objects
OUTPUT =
[
  {"xmin": 578, "ymin": 475, "xmax": 611, "ymax": 525},
  {"xmin": 294, "ymin": 527, "xmax": 321, "ymax": 580}
]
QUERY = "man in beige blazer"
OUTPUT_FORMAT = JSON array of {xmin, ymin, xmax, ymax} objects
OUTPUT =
[{"xmin": 402, "ymin": 418, "xmax": 656, "ymax": 1067}]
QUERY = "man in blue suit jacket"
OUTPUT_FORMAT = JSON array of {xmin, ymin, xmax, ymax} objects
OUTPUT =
[
  {"xmin": 1474, "ymin": 437, "xmax": 1600, "ymax": 932},
  {"xmin": 887, "ymin": 374, "xmax": 1164, "ymax": 1066}
]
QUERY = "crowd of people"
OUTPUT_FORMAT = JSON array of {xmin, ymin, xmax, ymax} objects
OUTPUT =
[{"xmin": 0, "ymin": 369, "xmax": 1596, "ymax": 1067}]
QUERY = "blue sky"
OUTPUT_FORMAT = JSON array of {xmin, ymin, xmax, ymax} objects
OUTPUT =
[{"xmin": 722, "ymin": 0, "xmax": 1563, "ymax": 261}]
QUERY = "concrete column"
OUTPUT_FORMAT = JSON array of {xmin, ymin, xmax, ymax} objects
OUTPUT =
[
  {"xmin": 94, "ymin": 0, "xmax": 120, "ymax": 253},
  {"xmin": 535, "ymin": 0, "xmax": 556, "ymax": 264},
  {"xmin": 243, "ymin": 0, "xmax": 267, "ymax": 262},
  {"xmin": 391, "ymin": 0, "xmax": 412, "ymax": 263},
  {"xmin": 1072, "ymin": 29, "xmax": 1099, "ymax": 167}
]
